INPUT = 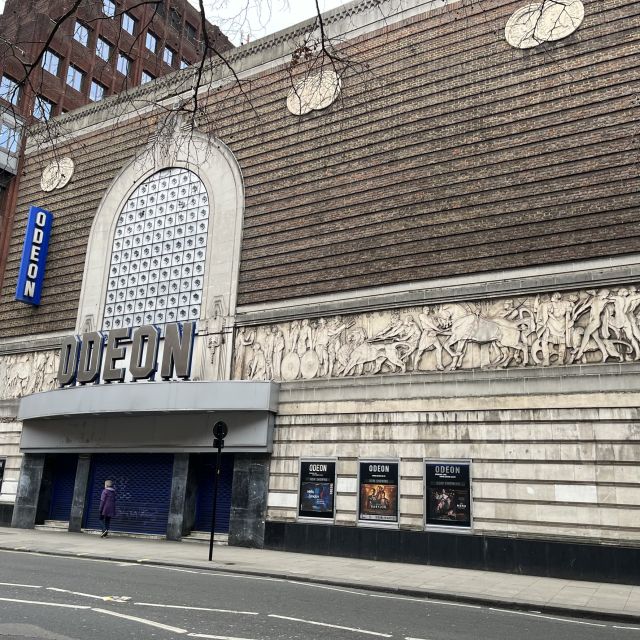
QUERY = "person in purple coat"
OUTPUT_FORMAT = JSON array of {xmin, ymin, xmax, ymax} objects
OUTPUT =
[{"xmin": 99, "ymin": 480, "xmax": 116, "ymax": 538}]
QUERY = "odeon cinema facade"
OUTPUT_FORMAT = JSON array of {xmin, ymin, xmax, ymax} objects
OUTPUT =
[{"xmin": 1, "ymin": 0, "xmax": 640, "ymax": 581}]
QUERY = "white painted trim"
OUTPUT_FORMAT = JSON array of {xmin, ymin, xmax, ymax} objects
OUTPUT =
[{"xmin": 75, "ymin": 128, "xmax": 244, "ymax": 381}]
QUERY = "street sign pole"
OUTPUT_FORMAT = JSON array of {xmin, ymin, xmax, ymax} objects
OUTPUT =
[{"xmin": 209, "ymin": 421, "xmax": 228, "ymax": 562}]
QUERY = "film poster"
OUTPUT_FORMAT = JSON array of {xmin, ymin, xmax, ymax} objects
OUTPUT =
[
  {"xmin": 298, "ymin": 460, "xmax": 336, "ymax": 519},
  {"xmin": 358, "ymin": 461, "xmax": 399, "ymax": 524},
  {"xmin": 425, "ymin": 462, "xmax": 471, "ymax": 528}
]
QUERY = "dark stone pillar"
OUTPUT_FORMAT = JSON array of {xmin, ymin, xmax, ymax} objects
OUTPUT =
[
  {"xmin": 167, "ymin": 453, "xmax": 190, "ymax": 541},
  {"xmin": 11, "ymin": 454, "xmax": 45, "ymax": 529},
  {"xmin": 69, "ymin": 454, "xmax": 91, "ymax": 532},
  {"xmin": 228, "ymin": 453, "xmax": 270, "ymax": 548},
  {"xmin": 182, "ymin": 454, "xmax": 198, "ymax": 536}
]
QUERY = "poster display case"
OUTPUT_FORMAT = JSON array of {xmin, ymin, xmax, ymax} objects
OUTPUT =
[
  {"xmin": 424, "ymin": 460, "xmax": 472, "ymax": 529},
  {"xmin": 298, "ymin": 459, "xmax": 336, "ymax": 521},
  {"xmin": 358, "ymin": 460, "xmax": 399, "ymax": 526}
]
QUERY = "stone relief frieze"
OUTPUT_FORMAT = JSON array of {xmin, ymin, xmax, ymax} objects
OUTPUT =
[
  {"xmin": 233, "ymin": 286, "xmax": 640, "ymax": 381},
  {"xmin": 0, "ymin": 350, "xmax": 59, "ymax": 399}
]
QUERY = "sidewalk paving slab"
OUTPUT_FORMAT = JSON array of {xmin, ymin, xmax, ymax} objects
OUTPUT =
[{"xmin": 1, "ymin": 527, "xmax": 640, "ymax": 624}]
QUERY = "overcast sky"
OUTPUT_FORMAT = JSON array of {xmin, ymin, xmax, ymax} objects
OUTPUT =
[
  {"xmin": 0, "ymin": 1, "xmax": 351, "ymax": 45},
  {"xmin": 206, "ymin": 0, "xmax": 350, "ymax": 43}
]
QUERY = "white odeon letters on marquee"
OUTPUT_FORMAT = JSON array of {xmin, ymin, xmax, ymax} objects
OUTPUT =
[{"xmin": 57, "ymin": 320, "xmax": 196, "ymax": 386}]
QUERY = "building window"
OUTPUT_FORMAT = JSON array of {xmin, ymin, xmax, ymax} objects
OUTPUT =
[
  {"xmin": 0, "ymin": 75, "xmax": 19, "ymax": 105},
  {"xmin": 163, "ymin": 46, "xmax": 174, "ymax": 66},
  {"xmin": 103, "ymin": 0, "xmax": 116, "ymax": 17},
  {"xmin": 73, "ymin": 21, "xmax": 90, "ymax": 46},
  {"xmin": 41, "ymin": 50, "xmax": 61, "ymax": 76},
  {"xmin": 141, "ymin": 71, "xmax": 155, "ymax": 84},
  {"xmin": 170, "ymin": 8, "xmax": 181, "ymax": 30},
  {"xmin": 96, "ymin": 37, "xmax": 112, "ymax": 61},
  {"xmin": 185, "ymin": 22, "xmax": 196, "ymax": 43},
  {"xmin": 102, "ymin": 167, "xmax": 209, "ymax": 330},
  {"xmin": 66, "ymin": 65, "xmax": 85, "ymax": 91},
  {"xmin": 33, "ymin": 96, "xmax": 54, "ymax": 120},
  {"xmin": 122, "ymin": 12, "xmax": 135, "ymax": 35},
  {"xmin": 116, "ymin": 52, "xmax": 131, "ymax": 76},
  {"xmin": 180, "ymin": 59, "xmax": 190, "ymax": 70},
  {"xmin": 89, "ymin": 80, "xmax": 106, "ymax": 101},
  {"xmin": 0, "ymin": 123, "xmax": 20, "ymax": 152},
  {"xmin": 145, "ymin": 31, "xmax": 157, "ymax": 52},
  {"xmin": 0, "ymin": 459, "xmax": 4, "ymax": 494}
]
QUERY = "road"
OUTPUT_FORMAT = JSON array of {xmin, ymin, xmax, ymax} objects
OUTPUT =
[{"xmin": 0, "ymin": 550, "xmax": 638, "ymax": 640}]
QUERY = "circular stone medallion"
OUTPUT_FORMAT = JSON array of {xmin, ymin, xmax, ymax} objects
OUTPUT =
[
  {"xmin": 300, "ymin": 350, "xmax": 320, "ymax": 379},
  {"xmin": 505, "ymin": 0, "xmax": 584, "ymax": 49},
  {"xmin": 286, "ymin": 69, "xmax": 341, "ymax": 116},
  {"xmin": 40, "ymin": 157, "xmax": 75, "ymax": 192},
  {"xmin": 536, "ymin": 0, "xmax": 585, "ymax": 42},
  {"xmin": 281, "ymin": 352, "xmax": 301, "ymax": 381}
]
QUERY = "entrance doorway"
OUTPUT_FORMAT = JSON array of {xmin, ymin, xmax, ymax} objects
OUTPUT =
[
  {"xmin": 84, "ymin": 453, "xmax": 173, "ymax": 535},
  {"xmin": 193, "ymin": 453, "xmax": 234, "ymax": 533}
]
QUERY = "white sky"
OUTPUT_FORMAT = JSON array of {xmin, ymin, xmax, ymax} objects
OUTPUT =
[
  {"xmin": 0, "ymin": 1, "xmax": 351, "ymax": 45},
  {"xmin": 203, "ymin": 0, "xmax": 351, "ymax": 44}
]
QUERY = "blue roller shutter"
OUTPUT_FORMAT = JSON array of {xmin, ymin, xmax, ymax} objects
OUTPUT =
[
  {"xmin": 48, "ymin": 455, "xmax": 78, "ymax": 521},
  {"xmin": 194, "ymin": 454, "xmax": 234, "ymax": 533},
  {"xmin": 84, "ymin": 454, "xmax": 173, "ymax": 535}
]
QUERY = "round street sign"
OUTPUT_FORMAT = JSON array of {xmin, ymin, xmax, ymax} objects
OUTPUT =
[{"xmin": 213, "ymin": 421, "xmax": 228, "ymax": 440}]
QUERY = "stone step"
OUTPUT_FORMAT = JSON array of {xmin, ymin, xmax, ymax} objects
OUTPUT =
[
  {"xmin": 35, "ymin": 520, "xmax": 68, "ymax": 530},
  {"xmin": 183, "ymin": 531, "xmax": 228, "ymax": 545}
]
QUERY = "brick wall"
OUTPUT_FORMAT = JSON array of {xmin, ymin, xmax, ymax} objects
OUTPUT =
[{"xmin": 0, "ymin": 0, "xmax": 637, "ymax": 337}]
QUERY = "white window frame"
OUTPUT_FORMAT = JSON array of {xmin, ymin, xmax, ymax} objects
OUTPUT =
[
  {"xmin": 141, "ymin": 71, "xmax": 154, "ymax": 85},
  {"xmin": 42, "ymin": 50, "xmax": 61, "ymax": 76},
  {"xmin": 73, "ymin": 21, "xmax": 89, "ymax": 46},
  {"xmin": 33, "ymin": 96, "xmax": 54, "ymax": 120},
  {"xmin": 96, "ymin": 37, "xmax": 111, "ymax": 61},
  {"xmin": 0, "ymin": 122, "xmax": 20, "ymax": 152},
  {"xmin": 180, "ymin": 59, "xmax": 189, "ymax": 70},
  {"xmin": 145, "ymin": 31, "xmax": 157, "ymax": 52},
  {"xmin": 163, "ymin": 46, "xmax": 174, "ymax": 66},
  {"xmin": 116, "ymin": 52, "xmax": 131, "ymax": 76},
  {"xmin": 122, "ymin": 12, "xmax": 135, "ymax": 35},
  {"xmin": 66, "ymin": 65, "xmax": 84, "ymax": 91},
  {"xmin": 0, "ymin": 75, "xmax": 19, "ymax": 105},
  {"xmin": 89, "ymin": 80, "xmax": 105, "ymax": 102},
  {"xmin": 103, "ymin": 0, "xmax": 116, "ymax": 17}
]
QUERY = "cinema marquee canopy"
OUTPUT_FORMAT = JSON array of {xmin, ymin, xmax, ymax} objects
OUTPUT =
[{"xmin": 17, "ymin": 320, "xmax": 280, "ymax": 454}]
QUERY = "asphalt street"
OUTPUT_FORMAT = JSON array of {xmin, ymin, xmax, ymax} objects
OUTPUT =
[{"xmin": 0, "ymin": 550, "xmax": 639, "ymax": 640}]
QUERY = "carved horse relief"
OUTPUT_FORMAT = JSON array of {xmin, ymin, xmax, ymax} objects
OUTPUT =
[{"xmin": 438, "ymin": 304, "xmax": 529, "ymax": 370}]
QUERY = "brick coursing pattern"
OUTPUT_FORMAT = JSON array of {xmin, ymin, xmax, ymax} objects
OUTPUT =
[{"xmin": 0, "ymin": 0, "xmax": 637, "ymax": 337}]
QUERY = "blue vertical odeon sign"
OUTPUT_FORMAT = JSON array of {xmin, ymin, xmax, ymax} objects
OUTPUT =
[{"xmin": 15, "ymin": 206, "xmax": 53, "ymax": 306}]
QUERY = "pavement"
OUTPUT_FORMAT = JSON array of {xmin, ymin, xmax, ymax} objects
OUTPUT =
[{"xmin": 1, "ymin": 527, "xmax": 640, "ymax": 625}]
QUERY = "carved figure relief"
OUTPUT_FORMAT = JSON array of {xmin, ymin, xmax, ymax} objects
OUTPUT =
[
  {"xmin": 0, "ymin": 351, "xmax": 59, "ymax": 399},
  {"xmin": 233, "ymin": 285, "xmax": 640, "ymax": 381}
]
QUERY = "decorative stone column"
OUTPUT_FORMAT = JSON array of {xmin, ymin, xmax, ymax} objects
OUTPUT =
[
  {"xmin": 228, "ymin": 454, "xmax": 270, "ymax": 548},
  {"xmin": 167, "ymin": 453, "xmax": 190, "ymax": 541},
  {"xmin": 11, "ymin": 453, "xmax": 46, "ymax": 529},
  {"xmin": 68, "ymin": 454, "xmax": 91, "ymax": 532}
]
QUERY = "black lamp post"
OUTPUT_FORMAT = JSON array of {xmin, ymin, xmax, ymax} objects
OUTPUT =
[{"xmin": 209, "ymin": 420, "xmax": 228, "ymax": 561}]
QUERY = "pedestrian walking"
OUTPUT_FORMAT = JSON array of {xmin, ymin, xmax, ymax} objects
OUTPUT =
[{"xmin": 99, "ymin": 479, "xmax": 116, "ymax": 538}]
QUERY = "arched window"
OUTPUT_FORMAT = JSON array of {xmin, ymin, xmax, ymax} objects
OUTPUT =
[{"xmin": 102, "ymin": 167, "xmax": 209, "ymax": 330}]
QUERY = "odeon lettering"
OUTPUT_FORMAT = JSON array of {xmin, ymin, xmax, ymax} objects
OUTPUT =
[
  {"xmin": 309, "ymin": 464, "xmax": 328, "ymax": 472},
  {"xmin": 369, "ymin": 464, "xmax": 390, "ymax": 473},
  {"xmin": 57, "ymin": 321, "xmax": 196, "ymax": 386},
  {"xmin": 436, "ymin": 465, "xmax": 461, "ymax": 474},
  {"xmin": 15, "ymin": 206, "xmax": 53, "ymax": 306}
]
